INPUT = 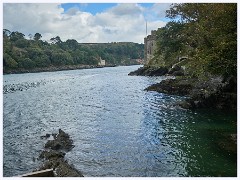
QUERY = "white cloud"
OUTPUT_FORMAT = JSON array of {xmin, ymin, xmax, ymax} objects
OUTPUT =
[{"xmin": 3, "ymin": 3, "xmax": 170, "ymax": 43}]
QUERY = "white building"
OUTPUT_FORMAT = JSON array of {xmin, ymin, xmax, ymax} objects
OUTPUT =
[{"xmin": 98, "ymin": 57, "xmax": 106, "ymax": 66}]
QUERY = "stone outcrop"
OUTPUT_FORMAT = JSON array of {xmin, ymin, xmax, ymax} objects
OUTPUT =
[
  {"xmin": 145, "ymin": 76, "xmax": 237, "ymax": 112},
  {"xmin": 128, "ymin": 66, "xmax": 168, "ymax": 76},
  {"xmin": 168, "ymin": 65, "xmax": 185, "ymax": 76},
  {"xmin": 128, "ymin": 65, "xmax": 185, "ymax": 77},
  {"xmin": 36, "ymin": 129, "xmax": 84, "ymax": 177},
  {"xmin": 145, "ymin": 78, "xmax": 193, "ymax": 96}
]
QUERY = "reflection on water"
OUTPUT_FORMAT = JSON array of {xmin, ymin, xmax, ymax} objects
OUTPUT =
[{"xmin": 3, "ymin": 66, "xmax": 237, "ymax": 177}]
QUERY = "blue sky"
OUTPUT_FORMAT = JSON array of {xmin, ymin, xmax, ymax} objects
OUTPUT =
[
  {"xmin": 61, "ymin": 3, "xmax": 154, "ymax": 15},
  {"xmin": 3, "ymin": 3, "xmax": 171, "ymax": 43}
]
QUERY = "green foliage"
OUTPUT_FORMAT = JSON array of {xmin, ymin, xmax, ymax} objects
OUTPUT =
[
  {"xmin": 34, "ymin": 33, "xmax": 42, "ymax": 41},
  {"xmin": 3, "ymin": 53, "xmax": 18, "ymax": 69},
  {"xmin": 19, "ymin": 58, "xmax": 36, "ymax": 69},
  {"xmin": 154, "ymin": 22, "xmax": 186, "ymax": 67},
  {"xmin": 154, "ymin": 3, "xmax": 237, "ymax": 78},
  {"xmin": 3, "ymin": 30, "xmax": 144, "ymax": 73}
]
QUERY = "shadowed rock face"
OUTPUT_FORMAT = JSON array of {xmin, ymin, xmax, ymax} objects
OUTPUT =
[
  {"xmin": 37, "ymin": 129, "xmax": 84, "ymax": 177},
  {"xmin": 128, "ymin": 66, "xmax": 168, "ymax": 76},
  {"xmin": 145, "ymin": 78, "xmax": 193, "ymax": 96},
  {"xmin": 128, "ymin": 65, "xmax": 185, "ymax": 77},
  {"xmin": 145, "ymin": 76, "xmax": 237, "ymax": 112}
]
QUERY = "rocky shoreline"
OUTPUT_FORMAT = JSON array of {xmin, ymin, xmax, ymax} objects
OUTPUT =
[
  {"xmin": 34, "ymin": 129, "xmax": 84, "ymax": 177},
  {"xmin": 146, "ymin": 76, "xmax": 237, "ymax": 111},
  {"xmin": 128, "ymin": 65, "xmax": 184, "ymax": 77},
  {"xmin": 129, "ymin": 66, "xmax": 237, "ymax": 112},
  {"xmin": 3, "ymin": 64, "xmax": 117, "ymax": 75}
]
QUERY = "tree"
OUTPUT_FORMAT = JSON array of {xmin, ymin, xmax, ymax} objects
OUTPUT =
[
  {"xmin": 15, "ymin": 39, "xmax": 29, "ymax": 48},
  {"xmin": 3, "ymin": 53, "xmax": 18, "ymax": 69},
  {"xmin": 65, "ymin": 39, "xmax": 79, "ymax": 50},
  {"xmin": 50, "ymin": 36, "xmax": 62, "ymax": 44},
  {"xmin": 3, "ymin": 29, "xmax": 11, "ymax": 37},
  {"xmin": 10, "ymin": 31, "xmax": 25, "ymax": 41},
  {"xmin": 34, "ymin": 33, "xmax": 42, "ymax": 41},
  {"xmin": 18, "ymin": 58, "xmax": 36, "ymax": 69},
  {"xmin": 164, "ymin": 3, "xmax": 237, "ymax": 78}
]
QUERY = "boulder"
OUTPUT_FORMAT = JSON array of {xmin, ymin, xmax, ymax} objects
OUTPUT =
[
  {"xmin": 145, "ymin": 78, "xmax": 193, "ymax": 96},
  {"xmin": 128, "ymin": 66, "xmax": 168, "ymax": 76},
  {"xmin": 45, "ymin": 140, "xmax": 62, "ymax": 150}
]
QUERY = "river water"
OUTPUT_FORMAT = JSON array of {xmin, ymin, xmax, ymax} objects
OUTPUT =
[{"xmin": 3, "ymin": 65, "xmax": 237, "ymax": 177}]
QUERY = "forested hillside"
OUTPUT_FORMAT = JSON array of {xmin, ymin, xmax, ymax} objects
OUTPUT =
[
  {"xmin": 3, "ymin": 30, "xmax": 144, "ymax": 73},
  {"xmin": 149, "ymin": 3, "xmax": 237, "ymax": 79}
]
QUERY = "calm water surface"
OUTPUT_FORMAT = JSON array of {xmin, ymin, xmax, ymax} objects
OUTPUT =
[{"xmin": 3, "ymin": 65, "xmax": 237, "ymax": 177}]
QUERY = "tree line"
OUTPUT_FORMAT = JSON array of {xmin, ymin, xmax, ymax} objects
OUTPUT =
[
  {"xmin": 149, "ymin": 3, "xmax": 237, "ymax": 79},
  {"xmin": 3, "ymin": 30, "xmax": 144, "ymax": 73}
]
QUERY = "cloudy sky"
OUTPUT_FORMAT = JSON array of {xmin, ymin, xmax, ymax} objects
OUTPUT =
[{"xmin": 3, "ymin": 3, "xmax": 171, "ymax": 44}]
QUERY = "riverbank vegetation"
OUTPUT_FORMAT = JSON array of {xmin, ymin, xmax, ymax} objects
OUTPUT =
[
  {"xmin": 130, "ymin": 3, "xmax": 237, "ymax": 112},
  {"xmin": 3, "ymin": 30, "xmax": 144, "ymax": 73},
  {"xmin": 150, "ymin": 3, "xmax": 237, "ymax": 79}
]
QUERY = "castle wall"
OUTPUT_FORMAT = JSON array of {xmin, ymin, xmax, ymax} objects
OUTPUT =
[{"xmin": 144, "ymin": 30, "xmax": 157, "ymax": 65}]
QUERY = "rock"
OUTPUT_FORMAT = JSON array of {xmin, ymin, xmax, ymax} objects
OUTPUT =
[
  {"xmin": 45, "ymin": 129, "xmax": 74, "ymax": 151},
  {"xmin": 147, "ymin": 67, "xmax": 168, "ymax": 76},
  {"xmin": 36, "ymin": 129, "xmax": 84, "ymax": 177},
  {"xmin": 45, "ymin": 140, "xmax": 62, "ymax": 150},
  {"xmin": 40, "ymin": 133, "xmax": 51, "ymax": 139},
  {"xmin": 58, "ymin": 129, "xmax": 70, "ymax": 139},
  {"xmin": 145, "ymin": 78, "xmax": 193, "ymax": 96},
  {"xmin": 55, "ymin": 160, "xmax": 84, "ymax": 177},
  {"xmin": 128, "ymin": 66, "xmax": 168, "ymax": 76},
  {"xmin": 168, "ymin": 65, "xmax": 181, "ymax": 74},
  {"xmin": 39, "ymin": 150, "xmax": 65, "ymax": 160},
  {"xmin": 178, "ymin": 101, "xmax": 192, "ymax": 109},
  {"xmin": 128, "ymin": 67, "xmax": 145, "ymax": 76},
  {"xmin": 145, "ymin": 75, "xmax": 236, "ymax": 111},
  {"xmin": 172, "ymin": 70, "xmax": 184, "ymax": 76}
]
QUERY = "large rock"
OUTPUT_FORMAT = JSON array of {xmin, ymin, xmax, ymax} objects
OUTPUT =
[
  {"xmin": 39, "ymin": 150, "xmax": 65, "ymax": 160},
  {"xmin": 145, "ymin": 78, "xmax": 193, "ymax": 96},
  {"xmin": 36, "ymin": 129, "xmax": 84, "ymax": 177},
  {"xmin": 45, "ymin": 129, "xmax": 74, "ymax": 151},
  {"xmin": 146, "ymin": 76, "xmax": 237, "ymax": 111},
  {"xmin": 186, "ymin": 76, "xmax": 237, "ymax": 111},
  {"xmin": 128, "ymin": 66, "xmax": 168, "ymax": 76}
]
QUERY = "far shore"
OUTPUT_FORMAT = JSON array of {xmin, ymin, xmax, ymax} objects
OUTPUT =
[
  {"xmin": 3, "ymin": 64, "xmax": 142, "ymax": 75},
  {"xmin": 3, "ymin": 64, "xmax": 115, "ymax": 75}
]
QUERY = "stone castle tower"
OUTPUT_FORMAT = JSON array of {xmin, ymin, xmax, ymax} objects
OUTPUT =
[{"xmin": 144, "ymin": 30, "xmax": 157, "ymax": 64}]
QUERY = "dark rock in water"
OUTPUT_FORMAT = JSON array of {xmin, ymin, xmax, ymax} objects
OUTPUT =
[
  {"xmin": 45, "ymin": 129, "xmax": 74, "ymax": 151},
  {"xmin": 178, "ymin": 101, "xmax": 192, "ymax": 109},
  {"xmin": 187, "ymin": 76, "xmax": 237, "ymax": 111},
  {"xmin": 45, "ymin": 141, "xmax": 62, "ymax": 150},
  {"xmin": 39, "ymin": 150, "xmax": 65, "ymax": 160},
  {"xmin": 128, "ymin": 66, "xmax": 168, "ymax": 76},
  {"xmin": 145, "ymin": 75, "xmax": 236, "ymax": 111},
  {"xmin": 40, "ymin": 133, "xmax": 51, "ymax": 139},
  {"xmin": 145, "ymin": 78, "xmax": 193, "ymax": 96},
  {"xmin": 128, "ymin": 67, "xmax": 145, "ymax": 76},
  {"xmin": 55, "ymin": 160, "xmax": 84, "ymax": 177},
  {"xmin": 36, "ymin": 129, "xmax": 84, "ymax": 177},
  {"xmin": 147, "ymin": 67, "xmax": 168, "ymax": 76}
]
